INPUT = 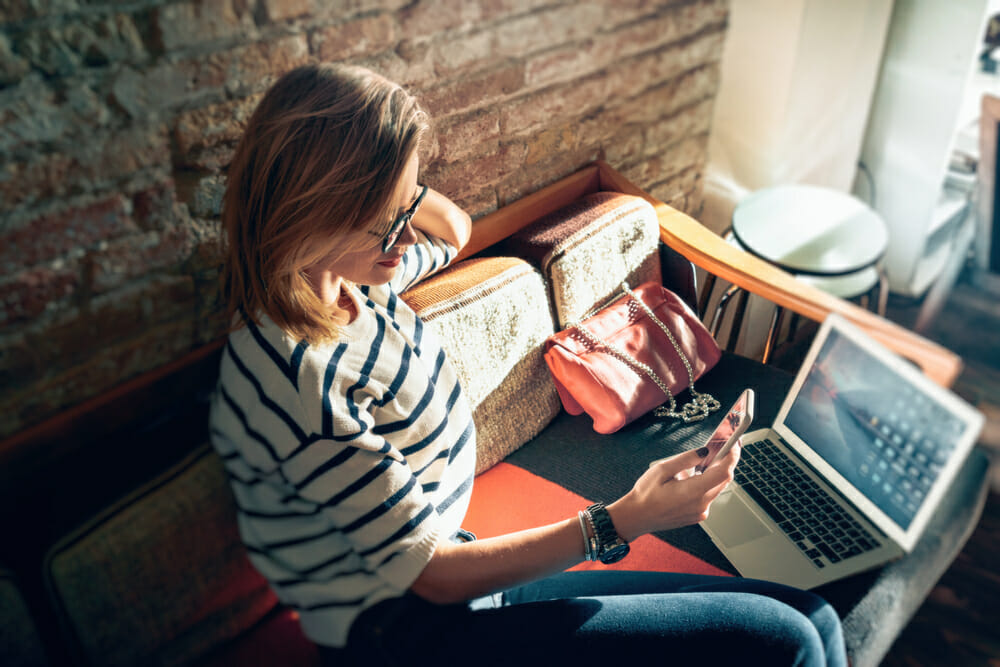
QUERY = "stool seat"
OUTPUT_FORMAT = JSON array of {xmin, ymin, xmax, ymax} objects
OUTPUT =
[
  {"xmin": 733, "ymin": 184, "xmax": 889, "ymax": 277},
  {"xmin": 795, "ymin": 267, "xmax": 881, "ymax": 300},
  {"xmin": 723, "ymin": 185, "xmax": 891, "ymax": 363}
]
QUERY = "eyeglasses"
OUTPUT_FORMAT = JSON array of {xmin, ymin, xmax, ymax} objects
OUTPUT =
[{"xmin": 373, "ymin": 184, "xmax": 428, "ymax": 254}]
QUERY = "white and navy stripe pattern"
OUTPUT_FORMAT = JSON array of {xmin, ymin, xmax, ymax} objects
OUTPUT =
[{"xmin": 210, "ymin": 232, "xmax": 475, "ymax": 647}]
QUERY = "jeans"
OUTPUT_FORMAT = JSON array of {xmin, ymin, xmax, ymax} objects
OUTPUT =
[{"xmin": 321, "ymin": 570, "xmax": 848, "ymax": 667}]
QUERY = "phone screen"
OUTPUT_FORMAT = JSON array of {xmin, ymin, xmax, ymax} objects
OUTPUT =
[{"xmin": 693, "ymin": 389, "xmax": 755, "ymax": 474}]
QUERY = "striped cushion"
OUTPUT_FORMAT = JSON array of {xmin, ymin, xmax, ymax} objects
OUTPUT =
[
  {"xmin": 0, "ymin": 567, "xmax": 48, "ymax": 667},
  {"xmin": 402, "ymin": 257, "xmax": 561, "ymax": 474},
  {"xmin": 44, "ymin": 447, "xmax": 281, "ymax": 667},
  {"xmin": 497, "ymin": 192, "xmax": 662, "ymax": 328}
]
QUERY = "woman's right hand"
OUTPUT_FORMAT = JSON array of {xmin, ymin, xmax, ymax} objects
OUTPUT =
[{"xmin": 607, "ymin": 443, "xmax": 741, "ymax": 542}]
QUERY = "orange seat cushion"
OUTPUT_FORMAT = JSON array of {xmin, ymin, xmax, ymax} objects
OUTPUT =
[{"xmin": 465, "ymin": 462, "xmax": 730, "ymax": 576}]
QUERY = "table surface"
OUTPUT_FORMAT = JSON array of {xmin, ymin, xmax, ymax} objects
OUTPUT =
[{"xmin": 732, "ymin": 184, "xmax": 889, "ymax": 276}]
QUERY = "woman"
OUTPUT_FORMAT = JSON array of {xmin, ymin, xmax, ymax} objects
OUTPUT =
[{"xmin": 210, "ymin": 63, "xmax": 847, "ymax": 666}]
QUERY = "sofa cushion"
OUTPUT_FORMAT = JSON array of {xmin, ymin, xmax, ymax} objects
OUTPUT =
[
  {"xmin": 44, "ymin": 446, "xmax": 280, "ymax": 667},
  {"xmin": 0, "ymin": 567, "xmax": 48, "ymax": 667},
  {"xmin": 402, "ymin": 256, "xmax": 562, "ymax": 474},
  {"xmin": 496, "ymin": 191, "xmax": 662, "ymax": 328}
]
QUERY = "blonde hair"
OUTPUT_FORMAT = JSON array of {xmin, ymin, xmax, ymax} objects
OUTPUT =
[{"xmin": 221, "ymin": 63, "xmax": 429, "ymax": 343}]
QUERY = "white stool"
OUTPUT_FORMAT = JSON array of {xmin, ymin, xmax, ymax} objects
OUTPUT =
[{"xmin": 726, "ymin": 184, "xmax": 890, "ymax": 363}]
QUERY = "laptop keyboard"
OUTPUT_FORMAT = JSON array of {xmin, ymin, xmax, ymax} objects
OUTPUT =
[{"xmin": 734, "ymin": 438, "xmax": 881, "ymax": 569}]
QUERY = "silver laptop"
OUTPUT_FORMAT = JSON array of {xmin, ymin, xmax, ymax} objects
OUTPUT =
[{"xmin": 701, "ymin": 313, "xmax": 984, "ymax": 589}]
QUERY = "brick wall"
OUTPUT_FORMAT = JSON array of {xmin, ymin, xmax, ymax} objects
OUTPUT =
[{"xmin": 0, "ymin": 0, "xmax": 729, "ymax": 438}]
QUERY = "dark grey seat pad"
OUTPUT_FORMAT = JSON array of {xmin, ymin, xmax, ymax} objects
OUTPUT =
[{"xmin": 507, "ymin": 352, "xmax": 990, "ymax": 667}]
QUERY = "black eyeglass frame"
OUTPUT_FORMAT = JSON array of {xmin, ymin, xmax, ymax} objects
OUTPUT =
[{"xmin": 375, "ymin": 184, "xmax": 428, "ymax": 253}]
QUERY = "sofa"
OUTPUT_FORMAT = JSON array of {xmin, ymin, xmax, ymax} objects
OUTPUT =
[{"xmin": 0, "ymin": 162, "xmax": 989, "ymax": 667}]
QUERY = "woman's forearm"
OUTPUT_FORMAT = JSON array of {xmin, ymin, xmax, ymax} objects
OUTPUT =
[
  {"xmin": 410, "ymin": 444, "xmax": 740, "ymax": 605},
  {"xmin": 410, "ymin": 517, "xmax": 585, "ymax": 605},
  {"xmin": 411, "ymin": 187, "xmax": 472, "ymax": 251}
]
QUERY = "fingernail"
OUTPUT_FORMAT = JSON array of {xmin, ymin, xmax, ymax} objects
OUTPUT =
[{"xmin": 696, "ymin": 446, "xmax": 710, "ymax": 457}]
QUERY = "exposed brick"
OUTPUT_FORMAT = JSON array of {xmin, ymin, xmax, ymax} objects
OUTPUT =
[
  {"xmin": 423, "ymin": 4, "xmax": 605, "ymax": 77},
  {"xmin": 88, "ymin": 124, "xmax": 172, "ymax": 186},
  {"xmin": 174, "ymin": 93, "xmax": 261, "ymax": 166},
  {"xmin": 110, "ymin": 63, "xmax": 192, "ymax": 118},
  {"xmin": 419, "ymin": 62, "xmax": 525, "ymax": 119},
  {"xmin": 1, "ymin": 124, "xmax": 171, "ymax": 216},
  {"xmin": 594, "ymin": 0, "xmax": 728, "ymax": 62},
  {"xmin": 0, "ymin": 152, "xmax": 74, "ymax": 212},
  {"xmin": 427, "ymin": 108, "xmax": 501, "ymax": 163},
  {"xmin": 424, "ymin": 143, "xmax": 526, "ymax": 202},
  {"xmin": 13, "ymin": 14, "xmax": 146, "ymax": 76},
  {"xmin": 183, "ymin": 216, "xmax": 225, "ymax": 275},
  {"xmin": 599, "ymin": 124, "xmax": 646, "ymax": 167},
  {"xmin": 222, "ymin": 34, "xmax": 310, "ymax": 97},
  {"xmin": 180, "ymin": 173, "xmax": 227, "ymax": 219},
  {"xmin": 495, "ymin": 145, "xmax": 602, "ymax": 206},
  {"xmin": 492, "ymin": 3, "xmax": 605, "ymax": 61},
  {"xmin": 0, "ymin": 263, "xmax": 80, "ymax": 327},
  {"xmin": 0, "ymin": 73, "xmax": 71, "ymax": 149},
  {"xmin": 88, "ymin": 275, "xmax": 197, "ymax": 343},
  {"xmin": 259, "ymin": 0, "xmax": 315, "ymax": 22},
  {"xmin": 0, "ymin": 0, "xmax": 80, "ymax": 25},
  {"xmin": 153, "ymin": 0, "xmax": 256, "ymax": 52},
  {"xmin": 132, "ymin": 180, "xmax": 178, "ymax": 230},
  {"xmin": 429, "ymin": 30, "xmax": 495, "ymax": 76},
  {"xmin": 110, "ymin": 36, "xmax": 307, "ymax": 118},
  {"xmin": 613, "ymin": 33, "xmax": 725, "ymax": 103},
  {"xmin": 643, "ymin": 98, "xmax": 715, "ymax": 152},
  {"xmin": 524, "ymin": 41, "xmax": 600, "ymax": 89},
  {"xmin": 611, "ymin": 62, "xmax": 721, "ymax": 127},
  {"xmin": 620, "ymin": 133, "xmax": 708, "ymax": 192},
  {"xmin": 0, "ymin": 196, "xmax": 136, "ymax": 274},
  {"xmin": 0, "ymin": 32, "xmax": 30, "ymax": 86},
  {"xmin": 87, "ymin": 225, "xmax": 196, "ymax": 294},
  {"xmin": 458, "ymin": 188, "xmax": 499, "ymax": 221},
  {"xmin": 312, "ymin": 13, "xmax": 397, "ymax": 62},
  {"xmin": 358, "ymin": 45, "xmax": 437, "ymax": 90},
  {"xmin": 399, "ymin": 0, "xmax": 487, "ymax": 36},
  {"xmin": 649, "ymin": 163, "xmax": 705, "ymax": 216},
  {"xmin": 523, "ymin": 124, "xmax": 578, "ymax": 166},
  {"xmin": 499, "ymin": 71, "xmax": 611, "ymax": 135}
]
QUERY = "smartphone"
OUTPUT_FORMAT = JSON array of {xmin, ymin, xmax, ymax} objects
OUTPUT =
[{"xmin": 693, "ymin": 388, "xmax": 755, "ymax": 474}]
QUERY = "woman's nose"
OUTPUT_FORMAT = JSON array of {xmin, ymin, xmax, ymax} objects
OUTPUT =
[{"xmin": 395, "ymin": 219, "xmax": 419, "ymax": 249}]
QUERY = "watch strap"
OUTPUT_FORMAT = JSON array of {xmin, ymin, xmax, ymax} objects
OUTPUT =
[{"xmin": 586, "ymin": 502, "xmax": 630, "ymax": 564}]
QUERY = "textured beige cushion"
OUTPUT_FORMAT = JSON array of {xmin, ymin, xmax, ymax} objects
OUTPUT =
[
  {"xmin": 403, "ymin": 257, "xmax": 561, "ymax": 474},
  {"xmin": 0, "ymin": 568, "xmax": 48, "ymax": 667},
  {"xmin": 44, "ymin": 446, "xmax": 278, "ymax": 667},
  {"xmin": 497, "ymin": 192, "xmax": 662, "ymax": 328}
]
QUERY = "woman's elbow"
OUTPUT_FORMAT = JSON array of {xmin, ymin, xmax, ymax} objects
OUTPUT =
[
  {"xmin": 451, "ymin": 207, "xmax": 472, "ymax": 251},
  {"xmin": 409, "ymin": 569, "xmax": 467, "ymax": 605}
]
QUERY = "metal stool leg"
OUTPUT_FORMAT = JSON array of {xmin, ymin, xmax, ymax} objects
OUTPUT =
[
  {"xmin": 762, "ymin": 305, "xmax": 785, "ymax": 365},
  {"xmin": 876, "ymin": 266, "xmax": 888, "ymax": 316}
]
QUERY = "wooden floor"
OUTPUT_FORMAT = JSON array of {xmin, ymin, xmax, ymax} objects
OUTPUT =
[{"xmin": 878, "ymin": 271, "xmax": 1000, "ymax": 667}]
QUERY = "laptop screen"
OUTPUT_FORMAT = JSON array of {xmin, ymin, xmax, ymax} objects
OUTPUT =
[{"xmin": 782, "ymin": 329, "xmax": 969, "ymax": 530}]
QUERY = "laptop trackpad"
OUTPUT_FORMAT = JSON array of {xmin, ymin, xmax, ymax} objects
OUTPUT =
[{"xmin": 711, "ymin": 491, "xmax": 773, "ymax": 548}]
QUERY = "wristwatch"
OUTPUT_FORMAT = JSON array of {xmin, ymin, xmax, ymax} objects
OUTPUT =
[{"xmin": 586, "ymin": 502, "xmax": 630, "ymax": 564}]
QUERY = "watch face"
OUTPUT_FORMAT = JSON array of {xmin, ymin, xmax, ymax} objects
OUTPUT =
[{"xmin": 599, "ymin": 542, "xmax": 630, "ymax": 564}]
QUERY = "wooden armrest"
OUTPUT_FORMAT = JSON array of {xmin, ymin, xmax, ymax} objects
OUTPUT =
[{"xmin": 596, "ymin": 162, "xmax": 963, "ymax": 387}]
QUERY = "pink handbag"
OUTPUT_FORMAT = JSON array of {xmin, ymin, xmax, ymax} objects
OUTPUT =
[{"xmin": 543, "ymin": 282, "xmax": 722, "ymax": 434}]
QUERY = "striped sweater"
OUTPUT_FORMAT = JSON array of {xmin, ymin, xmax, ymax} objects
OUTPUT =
[{"xmin": 209, "ymin": 232, "xmax": 475, "ymax": 647}]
